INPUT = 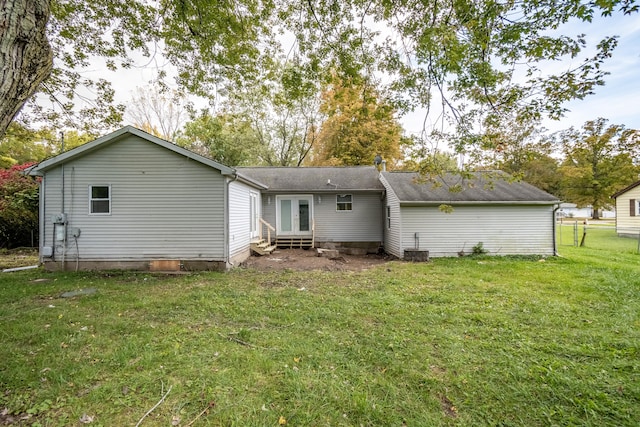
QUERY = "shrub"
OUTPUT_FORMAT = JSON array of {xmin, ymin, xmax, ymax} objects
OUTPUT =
[
  {"xmin": 0, "ymin": 163, "xmax": 39, "ymax": 248},
  {"xmin": 472, "ymin": 242, "xmax": 488, "ymax": 255}
]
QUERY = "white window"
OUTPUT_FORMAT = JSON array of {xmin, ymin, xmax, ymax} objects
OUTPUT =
[
  {"xmin": 90, "ymin": 185, "xmax": 111, "ymax": 215},
  {"xmin": 336, "ymin": 194, "xmax": 353, "ymax": 211}
]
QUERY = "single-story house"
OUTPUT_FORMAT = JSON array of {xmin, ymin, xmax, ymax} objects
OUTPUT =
[
  {"xmin": 612, "ymin": 179, "xmax": 640, "ymax": 237},
  {"xmin": 29, "ymin": 126, "xmax": 560, "ymax": 270}
]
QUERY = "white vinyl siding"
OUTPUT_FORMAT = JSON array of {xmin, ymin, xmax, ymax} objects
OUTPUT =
[
  {"xmin": 42, "ymin": 134, "xmax": 226, "ymax": 260},
  {"xmin": 260, "ymin": 192, "xmax": 382, "ymax": 242},
  {"xmin": 379, "ymin": 174, "xmax": 403, "ymax": 258},
  {"xmin": 228, "ymin": 181, "xmax": 260, "ymax": 263},
  {"xmin": 615, "ymin": 184, "xmax": 640, "ymax": 237},
  {"xmin": 400, "ymin": 205, "xmax": 555, "ymax": 257}
]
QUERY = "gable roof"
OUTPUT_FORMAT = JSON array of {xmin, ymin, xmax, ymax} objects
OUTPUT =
[
  {"xmin": 382, "ymin": 171, "xmax": 559, "ymax": 204},
  {"xmin": 29, "ymin": 126, "xmax": 236, "ymax": 176},
  {"xmin": 612, "ymin": 179, "xmax": 640, "ymax": 199},
  {"xmin": 237, "ymin": 166, "xmax": 384, "ymax": 192}
]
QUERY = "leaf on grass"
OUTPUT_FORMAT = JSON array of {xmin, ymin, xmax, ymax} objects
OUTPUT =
[
  {"xmin": 171, "ymin": 415, "xmax": 181, "ymax": 426},
  {"xmin": 79, "ymin": 413, "xmax": 94, "ymax": 424},
  {"xmin": 278, "ymin": 415, "xmax": 287, "ymax": 425}
]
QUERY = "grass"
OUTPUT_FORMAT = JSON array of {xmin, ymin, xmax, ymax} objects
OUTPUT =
[{"xmin": 0, "ymin": 229, "xmax": 638, "ymax": 426}]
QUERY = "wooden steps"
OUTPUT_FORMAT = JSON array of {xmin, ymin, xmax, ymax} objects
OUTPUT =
[
  {"xmin": 250, "ymin": 239, "xmax": 277, "ymax": 256},
  {"xmin": 275, "ymin": 237, "xmax": 314, "ymax": 249}
]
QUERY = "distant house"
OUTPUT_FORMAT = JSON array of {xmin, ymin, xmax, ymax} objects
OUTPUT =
[
  {"xmin": 612, "ymin": 180, "xmax": 640, "ymax": 237},
  {"xmin": 30, "ymin": 127, "xmax": 560, "ymax": 270},
  {"xmin": 556, "ymin": 203, "xmax": 616, "ymax": 219}
]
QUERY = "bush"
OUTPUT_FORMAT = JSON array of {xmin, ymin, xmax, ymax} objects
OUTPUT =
[{"xmin": 0, "ymin": 163, "xmax": 39, "ymax": 248}]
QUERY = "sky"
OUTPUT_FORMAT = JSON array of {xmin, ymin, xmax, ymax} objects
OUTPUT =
[{"xmin": 85, "ymin": 9, "xmax": 640, "ymax": 138}]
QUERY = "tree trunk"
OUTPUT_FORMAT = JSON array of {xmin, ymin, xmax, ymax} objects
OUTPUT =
[{"xmin": 0, "ymin": 0, "xmax": 52, "ymax": 138}]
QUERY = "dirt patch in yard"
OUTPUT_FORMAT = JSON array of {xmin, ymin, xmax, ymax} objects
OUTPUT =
[
  {"xmin": 241, "ymin": 248, "xmax": 390, "ymax": 272},
  {"xmin": 0, "ymin": 248, "xmax": 39, "ymax": 270}
]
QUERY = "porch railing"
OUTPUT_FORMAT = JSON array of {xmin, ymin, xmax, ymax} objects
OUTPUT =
[{"xmin": 259, "ymin": 218, "xmax": 275, "ymax": 244}]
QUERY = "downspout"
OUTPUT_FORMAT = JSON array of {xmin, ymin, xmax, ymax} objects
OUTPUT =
[
  {"xmin": 60, "ymin": 133, "xmax": 66, "ymax": 270},
  {"xmin": 553, "ymin": 204, "xmax": 560, "ymax": 256},
  {"xmin": 40, "ymin": 175, "xmax": 46, "ymax": 264}
]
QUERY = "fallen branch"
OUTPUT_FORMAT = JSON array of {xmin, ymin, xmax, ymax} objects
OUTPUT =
[
  {"xmin": 186, "ymin": 401, "xmax": 216, "ymax": 426},
  {"xmin": 218, "ymin": 332, "xmax": 254, "ymax": 348},
  {"xmin": 135, "ymin": 384, "xmax": 172, "ymax": 427}
]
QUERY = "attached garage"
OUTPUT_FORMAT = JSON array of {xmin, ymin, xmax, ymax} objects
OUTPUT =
[{"xmin": 380, "ymin": 171, "xmax": 560, "ymax": 258}]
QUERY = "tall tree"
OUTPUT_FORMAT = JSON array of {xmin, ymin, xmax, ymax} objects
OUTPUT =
[
  {"xmin": 0, "ymin": 123, "xmax": 56, "ymax": 167},
  {"xmin": 479, "ymin": 120, "xmax": 562, "ymax": 196},
  {"xmin": 286, "ymin": 1, "xmax": 638, "ymax": 152},
  {"xmin": 556, "ymin": 118, "xmax": 640, "ymax": 219},
  {"xmin": 126, "ymin": 85, "xmax": 189, "ymax": 141},
  {"xmin": 1, "ymin": 0, "xmax": 276, "ymax": 137},
  {"xmin": 227, "ymin": 61, "xmax": 323, "ymax": 166},
  {"xmin": 1, "ymin": 0, "xmax": 637, "ymax": 142},
  {"xmin": 176, "ymin": 113, "xmax": 263, "ymax": 166},
  {"xmin": 312, "ymin": 76, "xmax": 403, "ymax": 166}
]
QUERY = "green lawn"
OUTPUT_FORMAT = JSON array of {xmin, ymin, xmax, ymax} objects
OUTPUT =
[{"xmin": 1, "ymin": 228, "xmax": 638, "ymax": 426}]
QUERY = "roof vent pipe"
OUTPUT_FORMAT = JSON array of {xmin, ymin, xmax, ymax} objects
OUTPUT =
[{"xmin": 381, "ymin": 159, "xmax": 387, "ymax": 172}]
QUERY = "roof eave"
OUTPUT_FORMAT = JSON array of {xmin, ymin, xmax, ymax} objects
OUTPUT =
[
  {"xmin": 612, "ymin": 179, "xmax": 640, "ymax": 199},
  {"xmin": 399, "ymin": 200, "xmax": 560, "ymax": 206}
]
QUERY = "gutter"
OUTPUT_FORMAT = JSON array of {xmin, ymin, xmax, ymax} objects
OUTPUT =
[
  {"xmin": 224, "ymin": 174, "xmax": 239, "ymax": 268},
  {"xmin": 399, "ymin": 200, "xmax": 561, "ymax": 207}
]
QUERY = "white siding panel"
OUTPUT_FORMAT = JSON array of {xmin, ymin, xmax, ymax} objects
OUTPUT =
[
  {"xmin": 401, "ymin": 205, "xmax": 555, "ymax": 257},
  {"xmin": 379, "ymin": 174, "xmax": 402, "ymax": 258},
  {"xmin": 313, "ymin": 192, "xmax": 382, "ymax": 242},
  {"xmin": 259, "ymin": 192, "xmax": 382, "ymax": 242},
  {"xmin": 229, "ymin": 181, "xmax": 260, "ymax": 261},
  {"xmin": 45, "ymin": 135, "xmax": 226, "ymax": 260}
]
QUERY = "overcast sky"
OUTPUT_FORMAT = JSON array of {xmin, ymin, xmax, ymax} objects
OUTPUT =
[{"xmin": 87, "ymin": 10, "xmax": 640, "ymax": 137}]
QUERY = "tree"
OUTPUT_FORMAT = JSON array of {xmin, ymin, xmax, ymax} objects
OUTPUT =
[
  {"xmin": 556, "ymin": 118, "xmax": 640, "ymax": 219},
  {"xmin": 1, "ymin": 1, "xmax": 638, "ymax": 142},
  {"xmin": 0, "ymin": 163, "xmax": 39, "ymax": 248},
  {"xmin": 226, "ymin": 61, "xmax": 323, "ymax": 166},
  {"xmin": 1, "ymin": 0, "xmax": 276, "ymax": 137},
  {"xmin": 0, "ymin": 0, "xmax": 52, "ymax": 137},
  {"xmin": 478, "ymin": 120, "xmax": 562, "ymax": 196},
  {"xmin": 286, "ymin": 1, "xmax": 638, "ymax": 151},
  {"xmin": 0, "ymin": 123, "xmax": 56, "ymax": 167},
  {"xmin": 126, "ymin": 85, "xmax": 189, "ymax": 141},
  {"xmin": 312, "ymin": 76, "xmax": 403, "ymax": 166},
  {"xmin": 176, "ymin": 113, "xmax": 263, "ymax": 166}
]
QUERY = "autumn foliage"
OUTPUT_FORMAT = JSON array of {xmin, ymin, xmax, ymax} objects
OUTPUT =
[{"xmin": 0, "ymin": 163, "xmax": 39, "ymax": 248}]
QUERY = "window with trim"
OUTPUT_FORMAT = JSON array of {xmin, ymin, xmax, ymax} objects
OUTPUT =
[
  {"xmin": 631, "ymin": 199, "xmax": 638, "ymax": 217},
  {"xmin": 336, "ymin": 194, "xmax": 353, "ymax": 211},
  {"xmin": 90, "ymin": 185, "xmax": 111, "ymax": 214}
]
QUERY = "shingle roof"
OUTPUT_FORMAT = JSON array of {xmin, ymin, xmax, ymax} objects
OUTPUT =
[
  {"xmin": 237, "ymin": 166, "xmax": 384, "ymax": 192},
  {"xmin": 382, "ymin": 171, "xmax": 559, "ymax": 204}
]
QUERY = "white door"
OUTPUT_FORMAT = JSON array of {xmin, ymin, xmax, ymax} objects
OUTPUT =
[
  {"xmin": 250, "ymin": 192, "xmax": 259, "ymax": 239},
  {"xmin": 276, "ymin": 195, "xmax": 313, "ymax": 236}
]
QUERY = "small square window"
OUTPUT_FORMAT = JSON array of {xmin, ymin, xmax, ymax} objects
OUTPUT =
[
  {"xmin": 336, "ymin": 194, "xmax": 353, "ymax": 211},
  {"xmin": 90, "ymin": 185, "xmax": 111, "ymax": 215}
]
